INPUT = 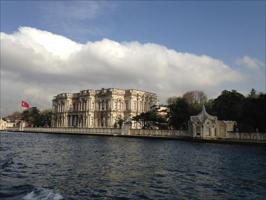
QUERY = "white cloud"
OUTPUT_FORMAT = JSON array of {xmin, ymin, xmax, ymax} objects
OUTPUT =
[
  {"xmin": 1, "ymin": 27, "xmax": 243, "ymax": 115},
  {"xmin": 236, "ymin": 56, "xmax": 265, "ymax": 70}
]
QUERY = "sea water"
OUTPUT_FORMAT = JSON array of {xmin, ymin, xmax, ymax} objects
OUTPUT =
[{"xmin": 1, "ymin": 132, "xmax": 266, "ymax": 199}]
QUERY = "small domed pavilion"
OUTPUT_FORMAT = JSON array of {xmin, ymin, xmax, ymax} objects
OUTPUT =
[{"xmin": 189, "ymin": 106, "xmax": 236, "ymax": 139}]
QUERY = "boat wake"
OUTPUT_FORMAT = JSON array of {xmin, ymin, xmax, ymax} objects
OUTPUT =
[{"xmin": 22, "ymin": 187, "xmax": 63, "ymax": 200}]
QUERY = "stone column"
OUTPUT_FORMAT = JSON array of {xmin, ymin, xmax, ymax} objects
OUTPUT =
[
  {"xmin": 86, "ymin": 115, "xmax": 89, "ymax": 127},
  {"xmin": 59, "ymin": 116, "xmax": 61, "ymax": 127},
  {"xmin": 85, "ymin": 101, "xmax": 88, "ymax": 111},
  {"xmin": 51, "ymin": 116, "xmax": 54, "ymax": 127},
  {"xmin": 91, "ymin": 117, "xmax": 94, "ymax": 128},
  {"xmin": 71, "ymin": 116, "xmax": 74, "ymax": 127},
  {"xmin": 107, "ymin": 116, "xmax": 110, "ymax": 127},
  {"xmin": 83, "ymin": 115, "xmax": 86, "ymax": 127},
  {"xmin": 53, "ymin": 117, "xmax": 56, "ymax": 127},
  {"xmin": 103, "ymin": 117, "xmax": 106, "ymax": 127},
  {"xmin": 110, "ymin": 115, "xmax": 113, "ymax": 127},
  {"xmin": 64, "ymin": 114, "xmax": 67, "ymax": 127},
  {"xmin": 62, "ymin": 115, "xmax": 64, "ymax": 127}
]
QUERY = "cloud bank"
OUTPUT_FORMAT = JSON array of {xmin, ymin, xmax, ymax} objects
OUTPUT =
[
  {"xmin": 236, "ymin": 56, "xmax": 265, "ymax": 70},
  {"xmin": 1, "ymin": 27, "xmax": 243, "ymax": 115}
]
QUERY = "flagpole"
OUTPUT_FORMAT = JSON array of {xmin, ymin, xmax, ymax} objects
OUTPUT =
[
  {"xmin": 20, "ymin": 100, "xmax": 31, "ymax": 129},
  {"xmin": 20, "ymin": 100, "xmax": 25, "ymax": 130},
  {"xmin": 20, "ymin": 100, "xmax": 23, "ymax": 130}
]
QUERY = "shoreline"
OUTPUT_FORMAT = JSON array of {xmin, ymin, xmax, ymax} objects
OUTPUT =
[{"xmin": 2, "ymin": 129, "xmax": 266, "ymax": 146}]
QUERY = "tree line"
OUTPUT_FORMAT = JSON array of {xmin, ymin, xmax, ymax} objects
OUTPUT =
[
  {"xmin": 134, "ymin": 89, "xmax": 266, "ymax": 132},
  {"xmin": 5, "ymin": 107, "xmax": 52, "ymax": 127}
]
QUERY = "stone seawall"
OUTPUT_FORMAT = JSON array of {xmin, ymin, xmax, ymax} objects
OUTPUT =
[
  {"xmin": 3, "ymin": 127, "xmax": 266, "ymax": 144},
  {"xmin": 4, "ymin": 127, "xmax": 192, "ymax": 139},
  {"xmin": 225, "ymin": 131, "xmax": 266, "ymax": 142},
  {"xmin": 6, "ymin": 127, "xmax": 121, "ymax": 135},
  {"xmin": 129, "ymin": 129, "xmax": 190, "ymax": 138}
]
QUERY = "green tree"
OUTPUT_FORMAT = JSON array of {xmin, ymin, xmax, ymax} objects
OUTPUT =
[
  {"xmin": 241, "ymin": 93, "xmax": 266, "ymax": 132},
  {"xmin": 212, "ymin": 90, "xmax": 245, "ymax": 121},
  {"xmin": 205, "ymin": 99, "xmax": 214, "ymax": 114},
  {"xmin": 5, "ymin": 111, "xmax": 22, "ymax": 121},
  {"xmin": 117, "ymin": 118, "xmax": 124, "ymax": 128},
  {"xmin": 183, "ymin": 90, "xmax": 207, "ymax": 105},
  {"xmin": 167, "ymin": 96, "xmax": 179, "ymax": 105},
  {"xmin": 168, "ymin": 98, "xmax": 191, "ymax": 130},
  {"xmin": 39, "ymin": 109, "xmax": 53, "ymax": 127},
  {"xmin": 22, "ymin": 107, "xmax": 41, "ymax": 127},
  {"xmin": 133, "ymin": 108, "xmax": 167, "ymax": 129},
  {"xmin": 248, "ymin": 88, "xmax": 257, "ymax": 98}
]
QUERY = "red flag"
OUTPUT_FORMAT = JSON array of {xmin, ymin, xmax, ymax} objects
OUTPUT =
[{"xmin": 21, "ymin": 100, "xmax": 30, "ymax": 109}]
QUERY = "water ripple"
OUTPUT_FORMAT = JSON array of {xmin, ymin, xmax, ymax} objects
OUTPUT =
[{"xmin": 1, "ymin": 132, "xmax": 266, "ymax": 199}]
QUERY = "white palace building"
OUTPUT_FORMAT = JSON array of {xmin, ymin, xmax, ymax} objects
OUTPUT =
[{"xmin": 52, "ymin": 88, "xmax": 158, "ymax": 128}]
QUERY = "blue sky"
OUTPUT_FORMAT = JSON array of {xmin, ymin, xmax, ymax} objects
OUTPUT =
[
  {"xmin": 2, "ymin": 1, "xmax": 265, "ymax": 63},
  {"xmin": 0, "ymin": 1, "xmax": 265, "ymax": 115}
]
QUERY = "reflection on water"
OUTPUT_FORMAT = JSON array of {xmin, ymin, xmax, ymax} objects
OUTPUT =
[{"xmin": 1, "ymin": 132, "xmax": 266, "ymax": 199}]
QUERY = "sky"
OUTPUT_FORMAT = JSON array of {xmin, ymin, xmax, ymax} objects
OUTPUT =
[{"xmin": 0, "ymin": 0, "xmax": 265, "ymax": 116}]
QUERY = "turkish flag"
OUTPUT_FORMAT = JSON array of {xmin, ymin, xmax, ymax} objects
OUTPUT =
[{"xmin": 21, "ymin": 100, "xmax": 30, "ymax": 109}]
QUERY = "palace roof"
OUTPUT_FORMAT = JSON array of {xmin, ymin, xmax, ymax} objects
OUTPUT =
[{"xmin": 190, "ymin": 105, "xmax": 217, "ymax": 123}]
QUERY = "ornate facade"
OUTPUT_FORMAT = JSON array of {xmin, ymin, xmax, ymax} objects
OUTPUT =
[
  {"xmin": 189, "ymin": 106, "xmax": 236, "ymax": 139},
  {"xmin": 52, "ymin": 88, "xmax": 158, "ymax": 128}
]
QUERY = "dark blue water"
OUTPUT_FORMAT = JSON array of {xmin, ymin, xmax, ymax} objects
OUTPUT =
[{"xmin": 1, "ymin": 132, "xmax": 266, "ymax": 200}]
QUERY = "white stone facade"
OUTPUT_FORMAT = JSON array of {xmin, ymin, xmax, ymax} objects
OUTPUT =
[
  {"xmin": 52, "ymin": 88, "xmax": 158, "ymax": 128},
  {"xmin": 0, "ymin": 118, "xmax": 7, "ymax": 130},
  {"xmin": 0, "ymin": 118, "xmax": 15, "ymax": 130},
  {"xmin": 189, "ymin": 106, "xmax": 236, "ymax": 139}
]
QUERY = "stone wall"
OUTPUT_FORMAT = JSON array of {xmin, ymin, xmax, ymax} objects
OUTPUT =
[
  {"xmin": 4, "ymin": 128, "xmax": 266, "ymax": 143},
  {"xmin": 226, "ymin": 131, "xmax": 266, "ymax": 142},
  {"xmin": 5, "ymin": 127, "xmax": 190, "ymax": 138},
  {"xmin": 129, "ymin": 129, "xmax": 191, "ymax": 137},
  {"xmin": 7, "ymin": 127, "xmax": 121, "ymax": 135}
]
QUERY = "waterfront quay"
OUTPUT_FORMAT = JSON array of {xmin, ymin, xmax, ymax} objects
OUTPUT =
[{"xmin": 4, "ymin": 127, "xmax": 266, "ymax": 144}]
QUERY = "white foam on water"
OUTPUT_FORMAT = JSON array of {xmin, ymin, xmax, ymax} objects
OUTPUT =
[{"xmin": 22, "ymin": 187, "xmax": 63, "ymax": 200}]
